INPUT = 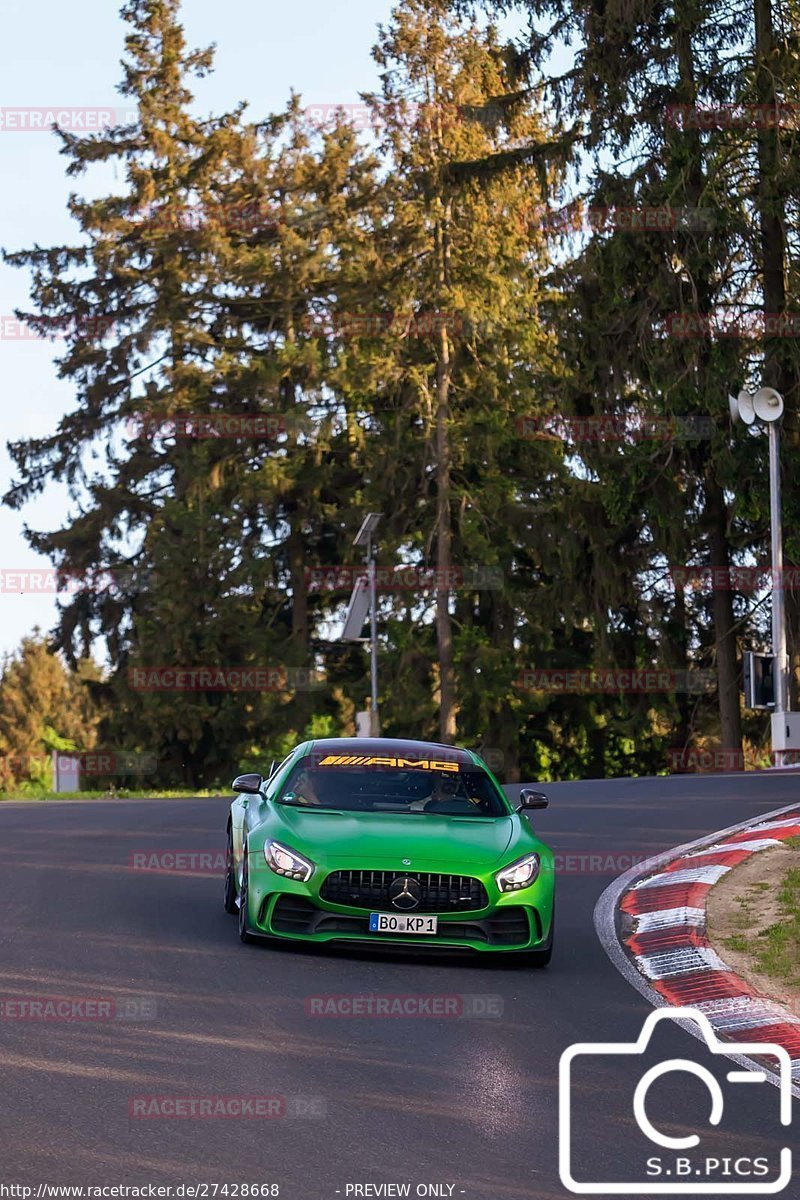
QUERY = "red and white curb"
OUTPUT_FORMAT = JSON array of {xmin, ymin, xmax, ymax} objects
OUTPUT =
[{"xmin": 595, "ymin": 803, "xmax": 800, "ymax": 1096}]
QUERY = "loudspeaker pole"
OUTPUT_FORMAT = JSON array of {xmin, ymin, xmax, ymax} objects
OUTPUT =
[
  {"xmin": 731, "ymin": 387, "xmax": 789, "ymax": 766},
  {"xmin": 768, "ymin": 419, "xmax": 788, "ymax": 718}
]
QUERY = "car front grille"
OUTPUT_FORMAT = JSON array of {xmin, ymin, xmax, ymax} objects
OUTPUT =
[
  {"xmin": 269, "ymin": 896, "xmax": 530, "ymax": 945},
  {"xmin": 319, "ymin": 869, "xmax": 489, "ymax": 913}
]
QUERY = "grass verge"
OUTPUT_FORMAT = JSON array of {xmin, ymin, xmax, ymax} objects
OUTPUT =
[{"xmin": 707, "ymin": 840, "xmax": 800, "ymax": 1008}]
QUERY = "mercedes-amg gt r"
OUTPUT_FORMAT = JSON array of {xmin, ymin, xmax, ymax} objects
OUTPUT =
[{"xmin": 223, "ymin": 737, "xmax": 554, "ymax": 963}]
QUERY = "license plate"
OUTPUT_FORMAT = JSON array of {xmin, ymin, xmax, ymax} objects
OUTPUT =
[{"xmin": 369, "ymin": 913, "xmax": 438, "ymax": 935}]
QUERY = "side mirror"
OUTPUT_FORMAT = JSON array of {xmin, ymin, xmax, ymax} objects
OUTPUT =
[
  {"xmin": 232, "ymin": 773, "xmax": 263, "ymax": 795},
  {"xmin": 517, "ymin": 787, "xmax": 549, "ymax": 811}
]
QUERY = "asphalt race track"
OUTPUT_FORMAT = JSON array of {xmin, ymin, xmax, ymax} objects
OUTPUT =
[{"xmin": 0, "ymin": 774, "xmax": 797, "ymax": 1197}]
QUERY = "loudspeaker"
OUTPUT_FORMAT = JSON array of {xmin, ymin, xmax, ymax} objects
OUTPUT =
[
  {"xmin": 737, "ymin": 389, "xmax": 756, "ymax": 425},
  {"xmin": 752, "ymin": 387, "xmax": 784, "ymax": 423}
]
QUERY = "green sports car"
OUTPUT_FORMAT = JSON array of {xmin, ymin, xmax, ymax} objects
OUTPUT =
[{"xmin": 223, "ymin": 737, "xmax": 555, "ymax": 964}]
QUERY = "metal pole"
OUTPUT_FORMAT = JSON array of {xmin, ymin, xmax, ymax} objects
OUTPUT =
[
  {"xmin": 769, "ymin": 420, "xmax": 788, "ymax": 711},
  {"xmin": 368, "ymin": 535, "xmax": 380, "ymax": 736},
  {"xmin": 769, "ymin": 420, "xmax": 788, "ymax": 763}
]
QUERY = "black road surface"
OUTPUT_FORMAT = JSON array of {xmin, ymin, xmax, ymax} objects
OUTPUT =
[{"xmin": 0, "ymin": 775, "xmax": 797, "ymax": 1198}]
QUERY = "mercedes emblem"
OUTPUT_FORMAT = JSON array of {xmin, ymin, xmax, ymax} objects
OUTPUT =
[{"xmin": 389, "ymin": 875, "xmax": 422, "ymax": 911}]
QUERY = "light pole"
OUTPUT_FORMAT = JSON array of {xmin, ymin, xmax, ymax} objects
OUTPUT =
[
  {"xmin": 730, "ymin": 386, "xmax": 788, "ymax": 762},
  {"xmin": 353, "ymin": 513, "xmax": 383, "ymax": 737}
]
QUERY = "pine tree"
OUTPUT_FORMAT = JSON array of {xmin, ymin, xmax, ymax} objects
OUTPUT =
[
  {"xmin": 466, "ymin": 0, "xmax": 800, "ymax": 765},
  {"xmin": 336, "ymin": 0, "xmax": 563, "ymax": 754},
  {"xmin": 3, "ymin": 3, "xmax": 380, "ymax": 782}
]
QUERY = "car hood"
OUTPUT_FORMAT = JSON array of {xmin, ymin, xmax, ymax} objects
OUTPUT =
[{"xmin": 268, "ymin": 806, "xmax": 517, "ymax": 867}]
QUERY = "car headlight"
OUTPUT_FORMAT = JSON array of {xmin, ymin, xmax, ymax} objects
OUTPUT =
[
  {"xmin": 264, "ymin": 840, "xmax": 315, "ymax": 881},
  {"xmin": 495, "ymin": 853, "xmax": 540, "ymax": 892}
]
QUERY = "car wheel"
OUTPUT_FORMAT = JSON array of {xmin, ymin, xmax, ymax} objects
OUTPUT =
[
  {"xmin": 238, "ymin": 846, "xmax": 255, "ymax": 944},
  {"xmin": 223, "ymin": 825, "xmax": 238, "ymax": 915}
]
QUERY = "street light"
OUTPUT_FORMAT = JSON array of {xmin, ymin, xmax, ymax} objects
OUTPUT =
[
  {"xmin": 353, "ymin": 513, "xmax": 383, "ymax": 737},
  {"xmin": 730, "ymin": 386, "xmax": 789, "ymax": 762}
]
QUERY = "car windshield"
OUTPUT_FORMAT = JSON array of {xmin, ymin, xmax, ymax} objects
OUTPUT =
[{"xmin": 275, "ymin": 757, "xmax": 508, "ymax": 817}]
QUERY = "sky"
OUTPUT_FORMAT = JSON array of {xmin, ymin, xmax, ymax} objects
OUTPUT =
[{"xmin": 0, "ymin": 0, "xmax": 414, "ymax": 657}]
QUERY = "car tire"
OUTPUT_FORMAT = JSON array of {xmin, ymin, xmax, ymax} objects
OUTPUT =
[
  {"xmin": 223, "ymin": 825, "xmax": 238, "ymax": 915},
  {"xmin": 238, "ymin": 847, "xmax": 255, "ymax": 944}
]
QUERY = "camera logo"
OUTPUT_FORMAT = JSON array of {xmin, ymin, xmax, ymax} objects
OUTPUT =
[{"xmin": 559, "ymin": 1007, "xmax": 793, "ymax": 1194}]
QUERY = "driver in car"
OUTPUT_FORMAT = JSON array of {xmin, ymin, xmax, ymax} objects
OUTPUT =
[
  {"xmin": 283, "ymin": 768, "xmax": 324, "ymax": 806},
  {"xmin": 409, "ymin": 773, "xmax": 461, "ymax": 811}
]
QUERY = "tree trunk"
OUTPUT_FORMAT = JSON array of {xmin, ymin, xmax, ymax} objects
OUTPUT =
[
  {"xmin": 673, "ymin": 8, "xmax": 743, "ymax": 761},
  {"xmin": 435, "ymin": 330, "xmax": 456, "ymax": 742},
  {"xmin": 288, "ymin": 513, "xmax": 308, "ymax": 657},
  {"xmin": 706, "ymin": 477, "xmax": 742, "ymax": 757},
  {"xmin": 433, "ymin": 169, "xmax": 456, "ymax": 742},
  {"xmin": 668, "ymin": 581, "xmax": 693, "ymax": 767}
]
